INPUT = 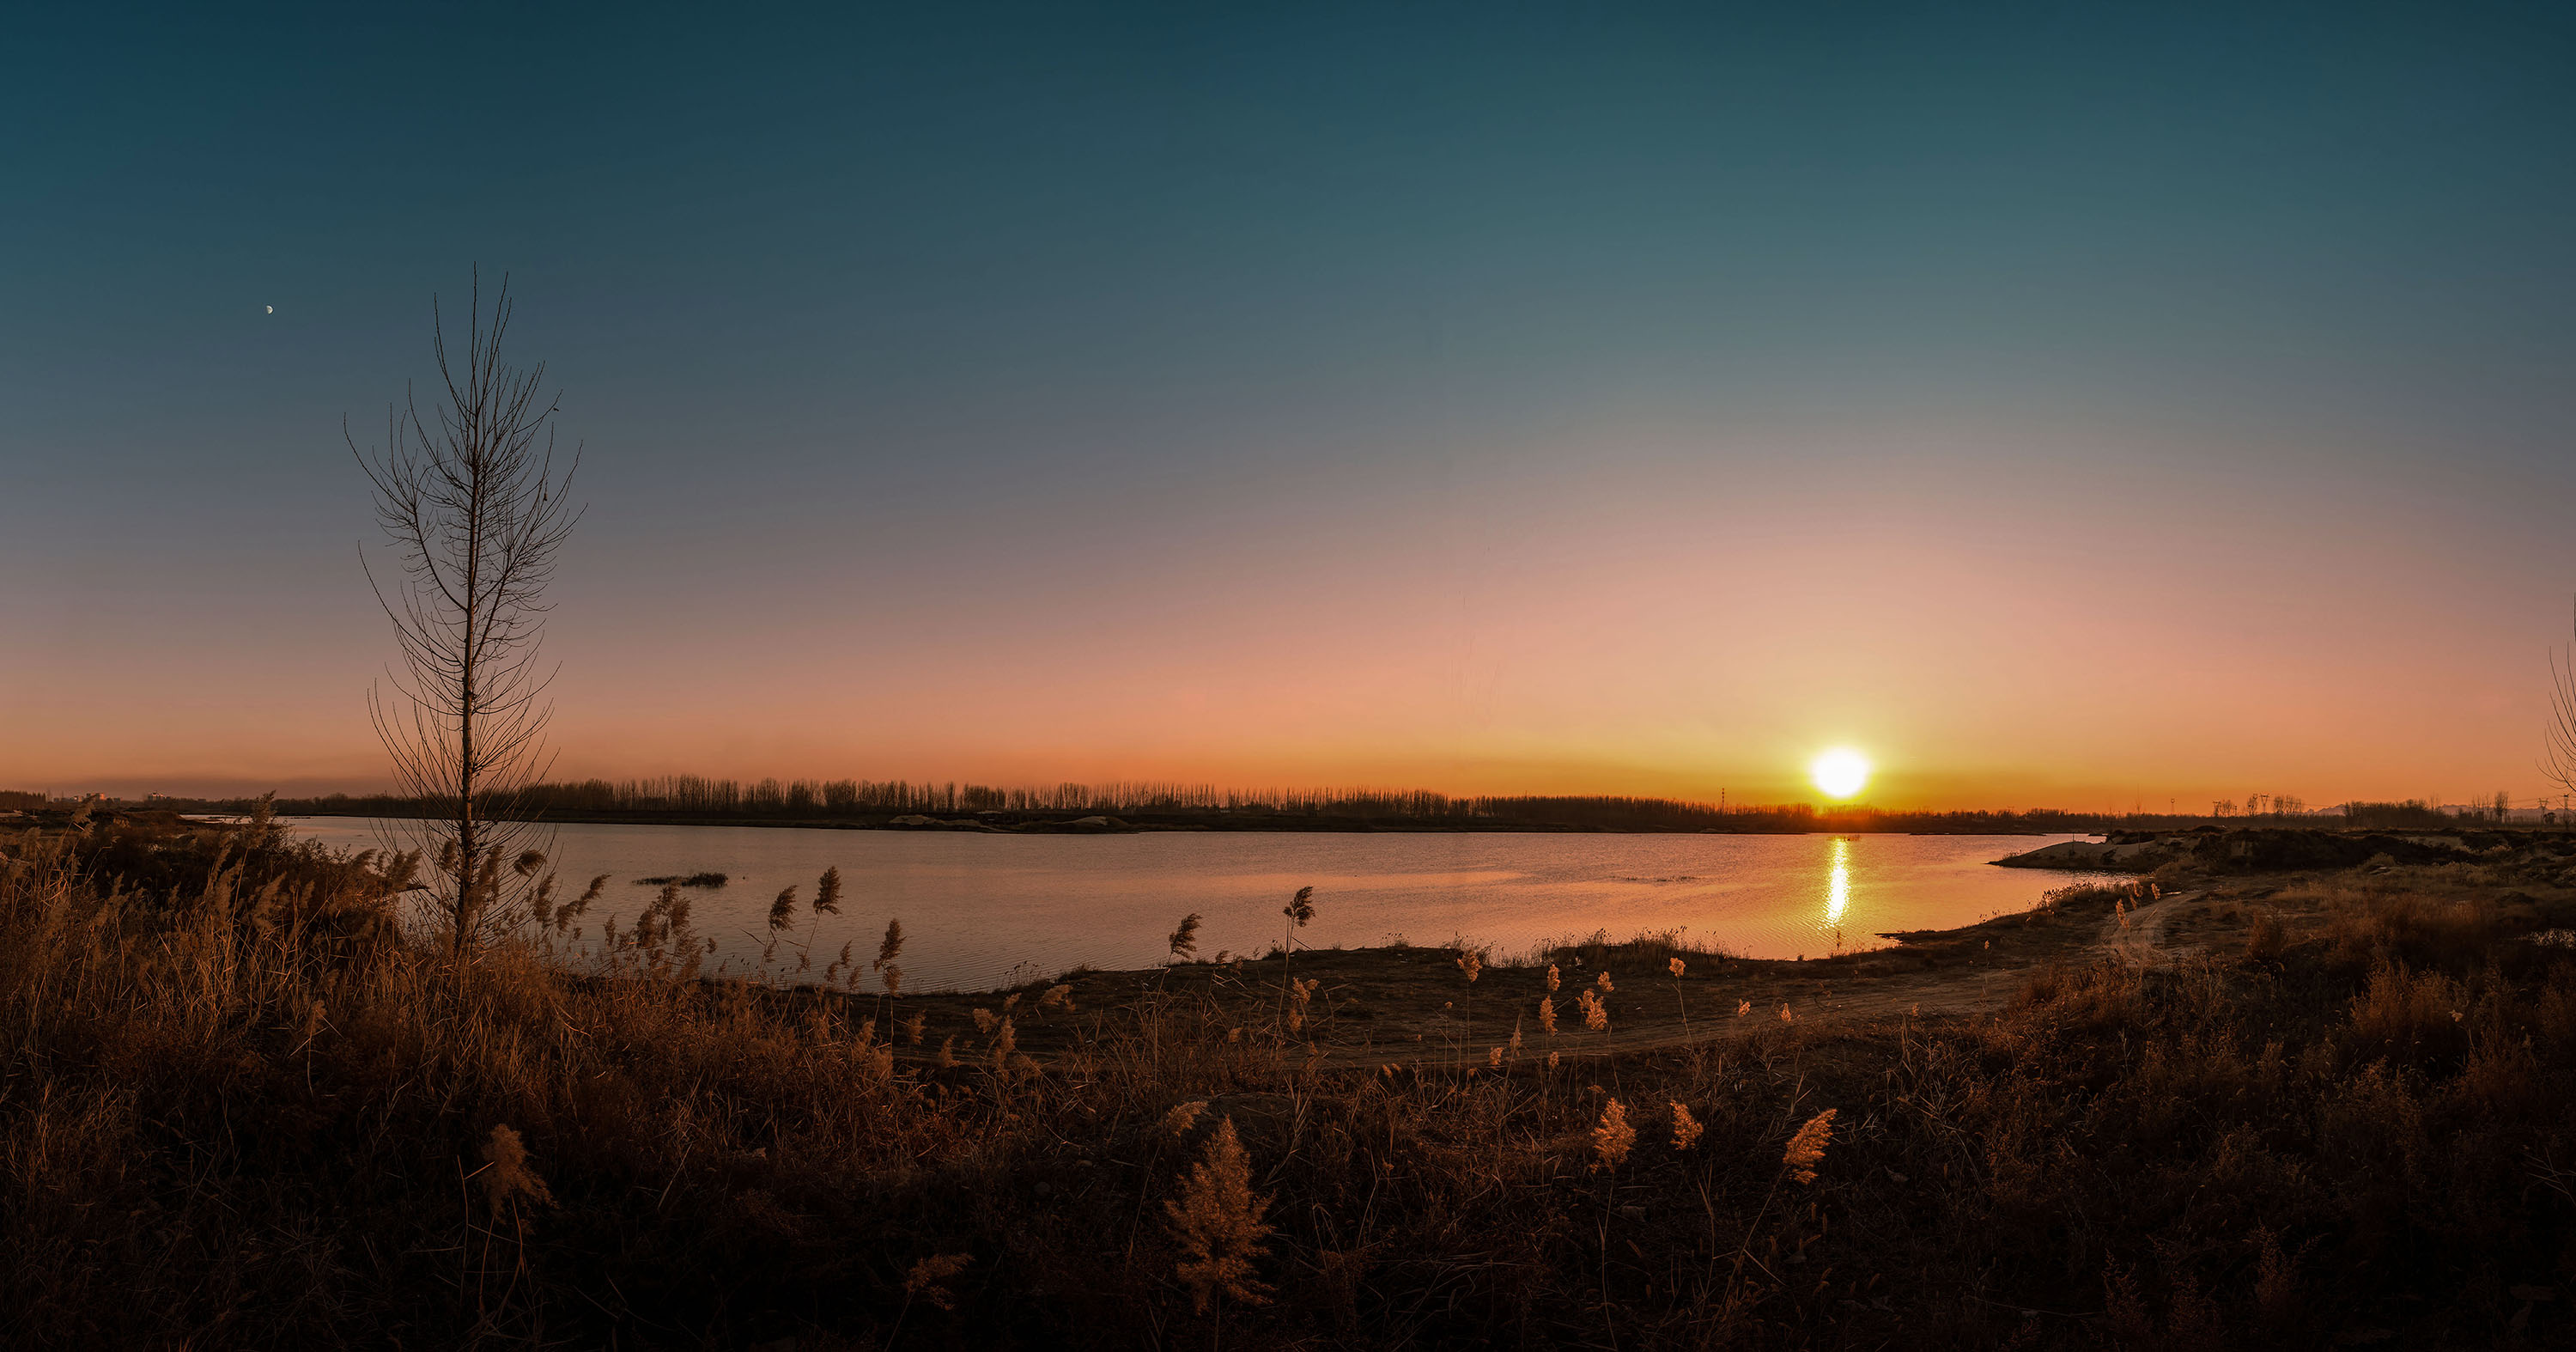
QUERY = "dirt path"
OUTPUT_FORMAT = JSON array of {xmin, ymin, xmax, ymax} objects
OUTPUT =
[{"xmin": 2095, "ymin": 892, "xmax": 2202, "ymax": 969}]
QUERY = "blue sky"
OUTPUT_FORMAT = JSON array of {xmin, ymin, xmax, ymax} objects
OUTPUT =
[{"xmin": 7, "ymin": 3, "xmax": 2575, "ymax": 805}]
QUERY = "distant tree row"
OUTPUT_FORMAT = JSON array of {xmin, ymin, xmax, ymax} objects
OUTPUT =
[
  {"xmin": 43, "ymin": 781, "xmax": 2573, "ymax": 834},
  {"xmin": 2340, "ymin": 796, "xmax": 2536, "ymax": 829},
  {"xmin": 2208, "ymin": 794, "xmax": 2310, "ymax": 817},
  {"xmin": 490, "ymin": 776, "xmax": 1482, "ymax": 819},
  {"xmin": 179, "ymin": 779, "xmax": 2469, "ymax": 834}
]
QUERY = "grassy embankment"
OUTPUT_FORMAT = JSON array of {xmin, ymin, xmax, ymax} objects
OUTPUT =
[{"xmin": 6, "ymin": 810, "xmax": 2576, "ymax": 1348}]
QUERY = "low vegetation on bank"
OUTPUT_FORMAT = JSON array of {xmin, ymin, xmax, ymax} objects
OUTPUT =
[{"xmin": 6, "ymin": 813, "xmax": 2576, "ymax": 1348}]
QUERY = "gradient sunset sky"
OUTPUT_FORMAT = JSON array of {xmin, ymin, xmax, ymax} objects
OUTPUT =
[{"xmin": 6, "ymin": 3, "xmax": 2575, "ymax": 809}]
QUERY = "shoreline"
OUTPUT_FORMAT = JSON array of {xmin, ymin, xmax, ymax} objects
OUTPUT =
[{"xmin": 260, "ymin": 806, "xmax": 2080, "ymax": 836}]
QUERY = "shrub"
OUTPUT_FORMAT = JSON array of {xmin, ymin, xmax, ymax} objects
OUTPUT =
[
  {"xmin": 2245, "ymin": 907, "xmax": 2287, "ymax": 962},
  {"xmin": 2346, "ymin": 960, "xmax": 2468, "ymax": 1068}
]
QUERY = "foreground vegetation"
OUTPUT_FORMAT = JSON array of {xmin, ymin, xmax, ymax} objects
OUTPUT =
[{"xmin": 7, "ymin": 814, "xmax": 2576, "ymax": 1348}]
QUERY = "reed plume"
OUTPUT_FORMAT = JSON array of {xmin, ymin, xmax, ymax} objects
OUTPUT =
[
  {"xmin": 1538, "ymin": 995, "xmax": 1557, "ymax": 1035},
  {"xmin": 1670, "ymin": 1102, "xmax": 1703, "ymax": 1151},
  {"xmin": 1169, "ymin": 911, "xmax": 1202, "ymax": 961},
  {"xmin": 1668, "ymin": 957, "xmax": 1684, "ymax": 977},
  {"xmin": 813, "ymin": 865, "xmax": 842, "ymax": 916},
  {"xmin": 1455, "ymin": 947, "xmax": 1483, "ymax": 1048},
  {"xmin": 1590, "ymin": 1098, "xmax": 1635, "ymax": 1169},
  {"xmin": 1273, "ymin": 886, "xmax": 1317, "ymax": 1036},
  {"xmin": 903, "ymin": 1253, "xmax": 973, "ymax": 1312},
  {"xmin": 1579, "ymin": 988, "xmax": 1608, "ymax": 1032},
  {"xmin": 1595, "ymin": 971, "xmax": 1614, "ymax": 995},
  {"xmin": 1783, "ymin": 1108, "xmax": 1837, "ymax": 1185},
  {"xmin": 1286, "ymin": 977, "xmax": 1319, "ymax": 1033},
  {"xmin": 768, "ymin": 885, "xmax": 798, "ymax": 932},
  {"xmin": 1165, "ymin": 1118, "xmax": 1275, "ymax": 1314},
  {"xmin": 297, "ymin": 998, "xmax": 328, "ymax": 1047},
  {"xmin": 1546, "ymin": 963, "xmax": 1561, "ymax": 993},
  {"xmin": 874, "ymin": 917, "xmax": 905, "ymax": 996},
  {"xmin": 477, "ymin": 1124, "xmax": 555, "ymax": 1217},
  {"xmin": 1162, "ymin": 1100, "xmax": 1208, "ymax": 1136},
  {"xmin": 556, "ymin": 873, "xmax": 607, "ymax": 933}
]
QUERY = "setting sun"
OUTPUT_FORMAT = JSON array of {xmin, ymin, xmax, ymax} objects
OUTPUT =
[{"xmin": 1811, "ymin": 748, "xmax": 1871, "ymax": 800}]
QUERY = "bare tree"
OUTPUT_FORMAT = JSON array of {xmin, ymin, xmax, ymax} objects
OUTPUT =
[
  {"xmin": 352, "ymin": 270, "xmax": 583, "ymax": 957},
  {"xmin": 2550, "ymin": 598, "xmax": 2576, "ymax": 811}
]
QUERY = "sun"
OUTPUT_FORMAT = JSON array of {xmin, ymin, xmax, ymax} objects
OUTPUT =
[{"xmin": 1810, "ymin": 748, "xmax": 1871, "ymax": 801}]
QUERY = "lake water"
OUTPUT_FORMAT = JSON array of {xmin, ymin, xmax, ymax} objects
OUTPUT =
[{"xmin": 283, "ymin": 819, "xmax": 2096, "ymax": 992}]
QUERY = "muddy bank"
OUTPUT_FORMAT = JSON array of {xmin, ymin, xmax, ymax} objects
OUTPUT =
[
  {"xmin": 1995, "ymin": 825, "xmax": 2576, "ymax": 875},
  {"xmin": 887, "ymin": 830, "xmax": 2576, "ymax": 1069},
  {"xmin": 872, "ymin": 878, "xmax": 2166, "ymax": 1068}
]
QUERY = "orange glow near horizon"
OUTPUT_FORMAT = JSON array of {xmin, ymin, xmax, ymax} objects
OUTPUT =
[{"xmin": 6, "ymin": 419, "xmax": 2573, "ymax": 812}]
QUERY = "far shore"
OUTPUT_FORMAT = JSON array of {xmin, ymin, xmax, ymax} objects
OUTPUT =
[{"xmin": 260, "ymin": 806, "xmax": 2081, "ymax": 836}]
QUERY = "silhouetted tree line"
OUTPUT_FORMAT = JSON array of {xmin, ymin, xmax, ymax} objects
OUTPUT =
[
  {"xmin": 113, "ymin": 776, "xmax": 2476, "ymax": 835},
  {"xmin": 2339, "ymin": 799, "xmax": 2506, "ymax": 830},
  {"xmin": 33, "ymin": 780, "xmax": 2574, "ymax": 834}
]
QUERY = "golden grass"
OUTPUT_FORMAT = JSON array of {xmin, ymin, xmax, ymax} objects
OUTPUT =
[
  {"xmin": 1591, "ymin": 1098, "xmax": 1636, "ymax": 1169},
  {"xmin": 1670, "ymin": 1101, "xmax": 1704, "ymax": 1151},
  {"xmin": 1783, "ymin": 1108, "xmax": 1836, "ymax": 1185},
  {"xmin": 8, "ymin": 817, "xmax": 2576, "ymax": 1348},
  {"xmin": 1164, "ymin": 1118, "xmax": 1274, "ymax": 1314}
]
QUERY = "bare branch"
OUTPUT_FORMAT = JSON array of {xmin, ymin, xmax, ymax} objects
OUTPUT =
[{"xmin": 351, "ymin": 267, "xmax": 585, "ymax": 958}]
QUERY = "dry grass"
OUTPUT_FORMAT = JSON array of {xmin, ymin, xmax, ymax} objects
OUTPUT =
[
  {"xmin": 1535, "ymin": 926, "xmax": 1737, "ymax": 972},
  {"xmin": 5, "ymin": 818, "xmax": 2576, "ymax": 1348},
  {"xmin": 2245, "ymin": 905, "xmax": 2287, "ymax": 961}
]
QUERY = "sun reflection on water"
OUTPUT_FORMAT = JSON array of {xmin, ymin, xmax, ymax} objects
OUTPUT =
[{"xmin": 1824, "ymin": 837, "xmax": 1851, "ymax": 924}]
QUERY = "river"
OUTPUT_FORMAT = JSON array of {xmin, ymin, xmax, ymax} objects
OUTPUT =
[{"xmin": 283, "ymin": 818, "xmax": 2098, "ymax": 992}]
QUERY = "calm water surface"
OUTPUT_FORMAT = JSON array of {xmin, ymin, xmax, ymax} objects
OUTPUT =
[{"xmin": 284, "ymin": 819, "xmax": 2097, "ymax": 992}]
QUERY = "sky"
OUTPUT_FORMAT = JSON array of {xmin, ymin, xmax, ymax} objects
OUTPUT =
[{"xmin": 5, "ymin": 2, "xmax": 2575, "ymax": 810}]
